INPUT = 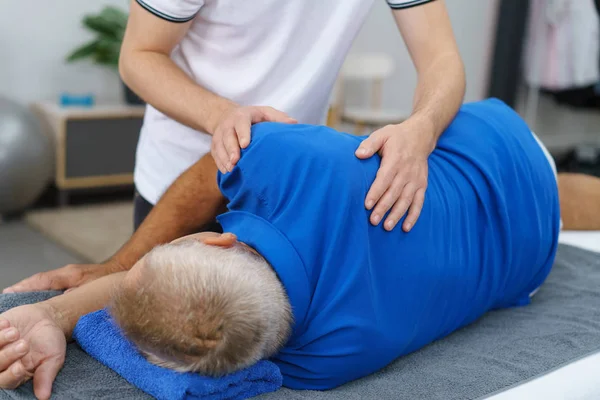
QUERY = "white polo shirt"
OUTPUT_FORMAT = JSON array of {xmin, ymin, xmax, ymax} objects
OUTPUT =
[{"xmin": 133, "ymin": 0, "xmax": 435, "ymax": 205}]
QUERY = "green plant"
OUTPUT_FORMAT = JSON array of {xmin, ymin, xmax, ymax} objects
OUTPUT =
[{"xmin": 65, "ymin": 6, "xmax": 128, "ymax": 69}]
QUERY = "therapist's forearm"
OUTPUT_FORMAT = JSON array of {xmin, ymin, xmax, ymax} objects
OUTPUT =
[
  {"xmin": 108, "ymin": 154, "xmax": 224, "ymax": 272},
  {"xmin": 409, "ymin": 52, "xmax": 465, "ymax": 150},
  {"xmin": 42, "ymin": 271, "xmax": 127, "ymax": 340},
  {"xmin": 119, "ymin": 50, "xmax": 236, "ymax": 135}
]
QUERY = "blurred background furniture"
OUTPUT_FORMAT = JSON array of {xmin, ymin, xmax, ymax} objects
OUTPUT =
[
  {"xmin": 489, "ymin": 0, "xmax": 600, "ymax": 176},
  {"xmin": 328, "ymin": 53, "xmax": 406, "ymax": 133},
  {"xmin": 32, "ymin": 102, "xmax": 144, "ymax": 206}
]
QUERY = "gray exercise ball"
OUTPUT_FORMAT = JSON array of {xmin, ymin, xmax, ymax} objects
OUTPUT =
[{"xmin": 0, "ymin": 97, "xmax": 54, "ymax": 215}]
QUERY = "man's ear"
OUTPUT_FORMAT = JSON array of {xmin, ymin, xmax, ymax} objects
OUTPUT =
[{"xmin": 202, "ymin": 233, "xmax": 237, "ymax": 248}]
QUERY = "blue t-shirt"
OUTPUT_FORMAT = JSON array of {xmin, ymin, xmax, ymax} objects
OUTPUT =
[{"xmin": 216, "ymin": 98, "xmax": 560, "ymax": 390}]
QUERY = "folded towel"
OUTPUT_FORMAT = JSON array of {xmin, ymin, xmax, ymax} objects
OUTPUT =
[{"xmin": 73, "ymin": 309, "xmax": 283, "ymax": 400}]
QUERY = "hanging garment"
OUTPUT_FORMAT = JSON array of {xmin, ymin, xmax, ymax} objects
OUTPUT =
[{"xmin": 524, "ymin": 0, "xmax": 600, "ymax": 90}]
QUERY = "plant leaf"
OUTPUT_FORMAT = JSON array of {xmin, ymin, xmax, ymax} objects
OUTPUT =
[
  {"xmin": 96, "ymin": 38, "xmax": 122, "ymax": 64},
  {"xmin": 83, "ymin": 15, "xmax": 122, "ymax": 40},
  {"xmin": 65, "ymin": 40, "xmax": 100, "ymax": 62},
  {"xmin": 93, "ymin": 45, "xmax": 120, "ymax": 68},
  {"xmin": 66, "ymin": 6, "xmax": 127, "ymax": 68},
  {"xmin": 99, "ymin": 6, "xmax": 128, "ymax": 30}
]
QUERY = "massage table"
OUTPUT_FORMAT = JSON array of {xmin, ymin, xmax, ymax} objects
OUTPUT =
[
  {"xmin": 1, "ymin": 231, "xmax": 600, "ymax": 400},
  {"xmin": 484, "ymin": 231, "xmax": 600, "ymax": 400}
]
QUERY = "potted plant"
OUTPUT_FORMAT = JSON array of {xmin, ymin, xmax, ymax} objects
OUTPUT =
[{"xmin": 66, "ymin": 6, "xmax": 144, "ymax": 105}]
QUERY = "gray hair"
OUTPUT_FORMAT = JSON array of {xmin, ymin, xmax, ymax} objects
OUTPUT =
[{"xmin": 110, "ymin": 239, "xmax": 292, "ymax": 376}]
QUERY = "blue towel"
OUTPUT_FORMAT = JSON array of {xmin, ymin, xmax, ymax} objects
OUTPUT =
[{"xmin": 73, "ymin": 309, "xmax": 283, "ymax": 400}]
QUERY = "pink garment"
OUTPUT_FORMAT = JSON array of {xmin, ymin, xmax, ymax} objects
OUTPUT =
[{"xmin": 524, "ymin": 0, "xmax": 599, "ymax": 90}]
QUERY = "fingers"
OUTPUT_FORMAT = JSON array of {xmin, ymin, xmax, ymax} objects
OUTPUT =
[
  {"xmin": 0, "ymin": 360, "xmax": 31, "ymax": 390},
  {"xmin": 0, "ymin": 339, "xmax": 28, "ymax": 373},
  {"xmin": 4, "ymin": 267, "xmax": 77, "ymax": 294},
  {"xmin": 211, "ymin": 129, "xmax": 231, "ymax": 174},
  {"xmin": 221, "ymin": 123, "xmax": 242, "ymax": 169},
  {"xmin": 33, "ymin": 358, "xmax": 63, "ymax": 400},
  {"xmin": 369, "ymin": 176, "xmax": 409, "ymax": 229},
  {"xmin": 211, "ymin": 106, "xmax": 296, "ymax": 174},
  {"xmin": 3, "ymin": 273, "xmax": 45, "ymax": 294},
  {"xmin": 365, "ymin": 161, "xmax": 397, "ymax": 219},
  {"xmin": 0, "ymin": 326, "xmax": 19, "ymax": 350},
  {"xmin": 403, "ymin": 188, "xmax": 425, "ymax": 232},
  {"xmin": 257, "ymin": 107, "xmax": 297, "ymax": 124},
  {"xmin": 235, "ymin": 119, "xmax": 252, "ymax": 149},
  {"xmin": 383, "ymin": 183, "xmax": 417, "ymax": 231},
  {"xmin": 355, "ymin": 133, "xmax": 385, "ymax": 160}
]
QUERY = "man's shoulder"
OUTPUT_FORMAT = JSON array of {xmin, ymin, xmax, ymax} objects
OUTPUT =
[
  {"xmin": 245, "ymin": 122, "xmax": 362, "ymax": 164},
  {"xmin": 248, "ymin": 122, "xmax": 335, "ymax": 149}
]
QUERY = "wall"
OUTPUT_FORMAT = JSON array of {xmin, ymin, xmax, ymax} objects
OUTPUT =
[
  {"xmin": 0, "ymin": 0, "xmax": 129, "ymax": 105},
  {"xmin": 0, "ymin": 0, "xmax": 498, "ymax": 110}
]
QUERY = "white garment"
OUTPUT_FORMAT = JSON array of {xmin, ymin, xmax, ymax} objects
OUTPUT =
[
  {"xmin": 133, "ymin": 0, "xmax": 435, "ymax": 205},
  {"xmin": 528, "ymin": 130, "xmax": 562, "ymax": 299},
  {"xmin": 530, "ymin": 130, "xmax": 562, "ymax": 228},
  {"xmin": 524, "ymin": 0, "xmax": 600, "ymax": 90}
]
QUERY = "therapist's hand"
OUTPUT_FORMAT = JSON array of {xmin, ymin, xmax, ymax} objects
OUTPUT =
[
  {"xmin": 3, "ymin": 259, "xmax": 124, "ymax": 294},
  {"xmin": 355, "ymin": 118, "xmax": 434, "ymax": 232},
  {"xmin": 211, "ymin": 105, "xmax": 297, "ymax": 173},
  {"xmin": 0, "ymin": 304, "xmax": 66, "ymax": 400}
]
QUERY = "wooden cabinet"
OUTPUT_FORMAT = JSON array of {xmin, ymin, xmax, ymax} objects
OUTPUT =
[{"xmin": 32, "ymin": 102, "xmax": 145, "ymax": 205}]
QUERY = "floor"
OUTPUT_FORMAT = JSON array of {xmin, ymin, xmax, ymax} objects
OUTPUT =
[
  {"xmin": 25, "ymin": 201, "xmax": 133, "ymax": 264},
  {"xmin": 0, "ymin": 221, "xmax": 82, "ymax": 289}
]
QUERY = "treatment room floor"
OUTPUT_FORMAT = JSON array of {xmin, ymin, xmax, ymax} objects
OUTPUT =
[{"xmin": 0, "ymin": 221, "xmax": 82, "ymax": 289}]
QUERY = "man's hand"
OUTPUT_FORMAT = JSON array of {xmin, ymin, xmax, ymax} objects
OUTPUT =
[
  {"xmin": 0, "ymin": 304, "xmax": 67, "ymax": 400},
  {"xmin": 211, "ymin": 105, "xmax": 297, "ymax": 174},
  {"xmin": 356, "ymin": 119, "xmax": 434, "ymax": 232},
  {"xmin": 2, "ymin": 260, "xmax": 123, "ymax": 294}
]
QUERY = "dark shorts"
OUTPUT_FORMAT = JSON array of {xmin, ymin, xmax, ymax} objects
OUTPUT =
[{"xmin": 133, "ymin": 188, "xmax": 223, "ymax": 234}]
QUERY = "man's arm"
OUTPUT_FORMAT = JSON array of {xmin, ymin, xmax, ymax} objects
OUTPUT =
[
  {"xmin": 120, "ymin": 0, "xmax": 295, "ymax": 172},
  {"xmin": 119, "ymin": 0, "xmax": 231, "ymax": 136},
  {"xmin": 356, "ymin": 0, "xmax": 465, "ymax": 232},
  {"xmin": 111, "ymin": 154, "xmax": 225, "ymax": 270},
  {"xmin": 392, "ymin": 0, "xmax": 465, "ymax": 142}
]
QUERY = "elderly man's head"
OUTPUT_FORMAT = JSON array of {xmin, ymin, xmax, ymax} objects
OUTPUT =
[{"xmin": 109, "ymin": 232, "xmax": 292, "ymax": 376}]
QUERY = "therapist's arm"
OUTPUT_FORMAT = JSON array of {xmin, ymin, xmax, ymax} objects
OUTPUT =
[
  {"xmin": 120, "ymin": 0, "xmax": 295, "ymax": 173},
  {"xmin": 392, "ymin": 0, "xmax": 465, "ymax": 140},
  {"xmin": 109, "ymin": 154, "xmax": 226, "ymax": 271},
  {"xmin": 356, "ymin": 0, "xmax": 465, "ymax": 232}
]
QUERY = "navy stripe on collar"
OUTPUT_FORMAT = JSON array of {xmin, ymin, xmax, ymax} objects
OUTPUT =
[{"xmin": 135, "ymin": 0, "xmax": 197, "ymax": 23}]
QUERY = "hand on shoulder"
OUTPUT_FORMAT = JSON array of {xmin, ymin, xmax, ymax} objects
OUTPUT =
[{"xmin": 211, "ymin": 105, "xmax": 297, "ymax": 173}]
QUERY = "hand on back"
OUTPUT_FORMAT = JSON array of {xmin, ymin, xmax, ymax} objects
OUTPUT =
[
  {"xmin": 211, "ymin": 105, "xmax": 297, "ymax": 173},
  {"xmin": 2, "ymin": 260, "xmax": 123, "ymax": 294}
]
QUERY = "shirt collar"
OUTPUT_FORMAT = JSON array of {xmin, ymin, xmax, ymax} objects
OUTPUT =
[{"xmin": 217, "ymin": 211, "xmax": 310, "ymax": 338}]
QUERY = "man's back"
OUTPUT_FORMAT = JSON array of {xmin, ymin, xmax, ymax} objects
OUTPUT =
[{"xmin": 217, "ymin": 99, "xmax": 561, "ymax": 390}]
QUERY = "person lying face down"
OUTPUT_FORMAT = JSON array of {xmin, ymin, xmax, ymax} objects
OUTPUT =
[
  {"xmin": 112, "ymin": 233, "xmax": 293, "ymax": 376},
  {"xmin": 109, "ymin": 98, "xmax": 566, "ymax": 389}
]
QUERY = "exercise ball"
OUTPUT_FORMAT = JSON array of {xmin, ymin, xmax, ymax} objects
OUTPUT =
[{"xmin": 0, "ymin": 97, "xmax": 54, "ymax": 215}]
